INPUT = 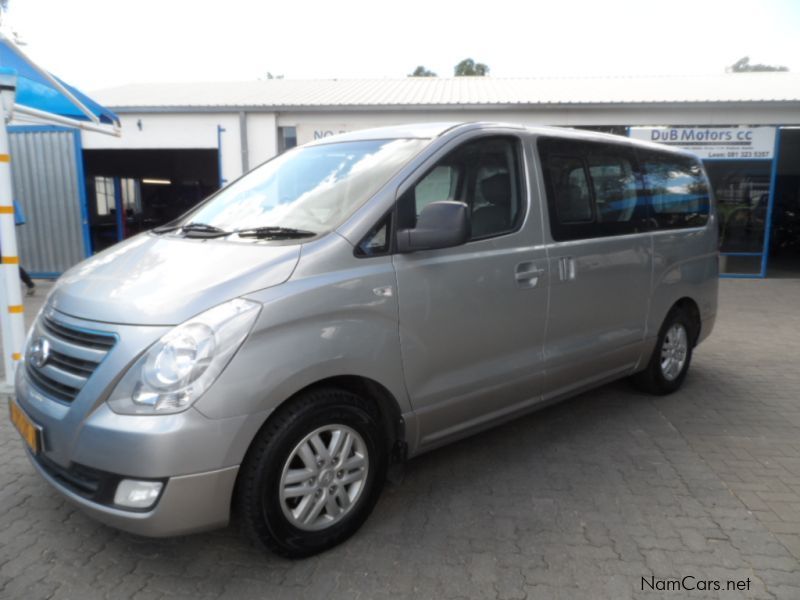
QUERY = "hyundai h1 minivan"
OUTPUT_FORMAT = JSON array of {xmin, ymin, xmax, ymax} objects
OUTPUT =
[{"xmin": 10, "ymin": 123, "xmax": 718, "ymax": 557}]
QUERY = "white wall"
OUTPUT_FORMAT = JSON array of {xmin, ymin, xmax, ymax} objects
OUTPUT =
[
  {"xmin": 245, "ymin": 113, "xmax": 277, "ymax": 169},
  {"xmin": 73, "ymin": 103, "xmax": 800, "ymax": 184},
  {"xmin": 81, "ymin": 112, "xmax": 245, "ymax": 184},
  {"xmin": 83, "ymin": 113, "xmax": 222, "ymax": 149}
]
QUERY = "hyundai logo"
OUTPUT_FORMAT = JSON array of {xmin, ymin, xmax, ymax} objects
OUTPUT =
[{"xmin": 29, "ymin": 338, "xmax": 51, "ymax": 369}]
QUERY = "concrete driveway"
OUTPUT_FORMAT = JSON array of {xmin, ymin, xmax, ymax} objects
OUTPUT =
[{"xmin": 1, "ymin": 278, "xmax": 800, "ymax": 599}]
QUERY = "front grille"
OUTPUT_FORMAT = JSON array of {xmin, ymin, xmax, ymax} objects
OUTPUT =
[
  {"xmin": 25, "ymin": 315, "xmax": 117, "ymax": 403},
  {"xmin": 26, "ymin": 363, "xmax": 81, "ymax": 402},
  {"xmin": 47, "ymin": 349, "xmax": 96, "ymax": 377},
  {"xmin": 41, "ymin": 317, "xmax": 116, "ymax": 351}
]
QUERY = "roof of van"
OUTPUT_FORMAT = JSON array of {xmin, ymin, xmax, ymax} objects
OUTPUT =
[
  {"xmin": 312, "ymin": 122, "xmax": 699, "ymax": 159},
  {"xmin": 93, "ymin": 72, "xmax": 800, "ymax": 111},
  {"xmin": 316, "ymin": 122, "xmax": 463, "ymax": 141},
  {"xmin": 312, "ymin": 122, "xmax": 605, "ymax": 142}
]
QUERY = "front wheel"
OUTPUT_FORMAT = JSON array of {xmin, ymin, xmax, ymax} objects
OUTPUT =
[
  {"xmin": 236, "ymin": 388, "xmax": 387, "ymax": 558},
  {"xmin": 632, "ymin": 307, "xmax": 694, "ymax": 395}
]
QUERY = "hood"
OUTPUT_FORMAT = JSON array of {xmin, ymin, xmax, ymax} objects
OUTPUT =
[{"xmin": 49, "ymin": 234, "xmax": 301, "ymax": 325}]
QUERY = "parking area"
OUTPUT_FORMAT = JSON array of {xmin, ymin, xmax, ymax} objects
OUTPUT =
[{"xmin": 1, "ymin": 278, "xmax": 800, "ymax": 599}]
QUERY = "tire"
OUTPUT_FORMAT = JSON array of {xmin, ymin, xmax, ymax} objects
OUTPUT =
[
  {"xmin": 236, "ymin": 387, "xmax": 387, "ymax": 558},
  {"xmin": 632, "ymin": 307, "xmax": 695, "ymax": 396}
]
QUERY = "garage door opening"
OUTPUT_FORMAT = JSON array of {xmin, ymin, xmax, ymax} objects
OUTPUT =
[{"xmin": 83, "ymin": 149, "xmax": 220, "ymax": 252}]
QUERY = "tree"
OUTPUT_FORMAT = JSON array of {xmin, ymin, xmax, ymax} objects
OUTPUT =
[
  {"xmin": 454, "ymin": 58, "xmax": 489, "ymax": 77},
  {"xmin": 408, "ymin": 66, "xmax": 437, "ymax": 77},
  {"xmin": 728, "ymin": 56, "xmax": 788, "ymax": 73}
]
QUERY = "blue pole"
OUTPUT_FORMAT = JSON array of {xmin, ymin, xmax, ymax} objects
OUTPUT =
[
  {"xmin": 113, "ymin": 177, "xmax": 124, "ymax": 242},
  {"xmin": 760, "ymin": 128, "xmax": 782, "ymax": 277},
  {"xmin": 71, "ymin": 129, "xmax": 93, "ymax": 257}
]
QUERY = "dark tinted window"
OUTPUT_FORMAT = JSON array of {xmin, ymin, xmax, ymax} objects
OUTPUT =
[
  {"xmin": 548, "ymin": 156, "xmax": 593, "ymax": 223},
  {"xmin": 638, "ymin": 151, "xmax": 710, "ymax": 229},
  {"xmin": 588, "ymin": 153, "xmax": 639, "ymax": 225},
  {"xmin": 398, "ymin": 136, "xmax": 524, "ymax": 241},
  {"xmin": 538, "ymin": 138, "xmax": 646, "ymax": 241}
]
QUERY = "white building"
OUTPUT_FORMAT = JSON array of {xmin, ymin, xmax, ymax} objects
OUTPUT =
[
  {"xmin": 12, "ymin": 73, "xmax": 800, "ymax": 278},
  {"xmin": 86, "ymin": 72, "xmax": 800, "ymax": 179}
]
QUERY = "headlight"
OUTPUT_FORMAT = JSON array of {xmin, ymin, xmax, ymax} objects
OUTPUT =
[{"xmin": 107, "ymin": 298, "xmax": 261, "ymax": 415}]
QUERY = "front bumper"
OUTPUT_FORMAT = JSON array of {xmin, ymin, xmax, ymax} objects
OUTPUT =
[
  {"xmin": 12, "ymin": 308, "xmax": 271, "ymax": 538},
  {"xmin": 14, "ymin": 370, "xmax": 262, "ymax": 536},
  {"xmin": 28, "ymin": 449, "xmax": 238, "ymax": 537}
]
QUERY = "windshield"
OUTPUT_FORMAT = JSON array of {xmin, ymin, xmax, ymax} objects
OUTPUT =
[{"xmin": 179, "ymin": 138, "xmax": 428, "ymax": 236}]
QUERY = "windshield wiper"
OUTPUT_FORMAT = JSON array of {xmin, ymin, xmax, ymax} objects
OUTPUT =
[
  {"xmin": 235, "ymin": 226, "xmax": 317, "ymax": 239},
  {"xmin": 152, "ymin": 223, "xmax": 182, "ymax": 234},
  {"xmin": 180, "ymin": 222, "xmax": 232, "ymax": 238},
  {"xmin": 155, "ymin": 223, "xmax": 315, "ymax": 240}
]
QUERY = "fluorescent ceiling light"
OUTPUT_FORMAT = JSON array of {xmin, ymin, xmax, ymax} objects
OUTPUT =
[{"xmin": 142, "ymin": 178, "xmax": 171, "ymax": 185}]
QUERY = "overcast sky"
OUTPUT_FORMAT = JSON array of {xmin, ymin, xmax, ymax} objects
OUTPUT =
[{"xmin": 5, "ymin": 0, "xmax": 800, "ymax": 92}]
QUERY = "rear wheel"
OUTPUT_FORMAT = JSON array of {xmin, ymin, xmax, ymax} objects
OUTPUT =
[
  {"xmin": 237, "ymin": 388, "xmax": 387, "ymax": 558},
  {"xmin": 633, "ymin": 307, "xmax": 695, "ymax": 395}
]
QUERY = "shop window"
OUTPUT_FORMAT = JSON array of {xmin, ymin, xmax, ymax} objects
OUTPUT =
[
  {"xmin": 121, "ymin": 178, "xmax": 141, "ymax": 214},
  {"xmin": 278, "ymin": 127, "xmax": 298, "ymax": 153},
  {"xmin": 704, "ymin": 160, "xmax": 772, "ymax": 275},
  {"xmin": 94, "ymin": 176, "xmax": 115, "ymax": 216}
]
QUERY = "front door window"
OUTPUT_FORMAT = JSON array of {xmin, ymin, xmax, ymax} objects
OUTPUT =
[{"xmin": 397, "ymin": 136, "xmax": 524, "ymax": 240}]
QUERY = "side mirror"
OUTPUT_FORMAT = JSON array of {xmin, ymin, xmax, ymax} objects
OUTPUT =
[{"xmin": 396, "ymin": 201, "xmax": 470, "ymax": 253}]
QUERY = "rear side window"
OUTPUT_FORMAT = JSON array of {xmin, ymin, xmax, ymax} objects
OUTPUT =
[
  {"xmin": 548, "ymin": 156, "xmax": 593, "ymax": 223},
  {"xmin": 538, "ymin": 138, "xmax": 646, "ymax": 241},
  {"xmin": 588, "ymin": 153, "xmax": 639, "ymax": 226},
  {"xmin": 638, "ymin": 151, "xmax": 710, "ymax": 229}
]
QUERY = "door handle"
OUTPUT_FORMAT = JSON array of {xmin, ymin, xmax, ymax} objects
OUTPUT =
[
  {"xmin": 515, "ymin": 262, "xmax": 544, "ymax": 288},
  {"xmin": 558, "ymin": 257, "xmax": 576, "ymax": 281}
]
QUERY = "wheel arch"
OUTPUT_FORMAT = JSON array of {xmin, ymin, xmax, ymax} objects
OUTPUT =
[
  {"xmin": 237, "ymin": 374, "xmax": 406, "ymax": 472},
  {"xmin": 671, "ymin": 296, "xmax": 702, "ymax": 346},
  {"xmin": 298, "ymin": 375, "xmax": 406, "ymax": 457}
]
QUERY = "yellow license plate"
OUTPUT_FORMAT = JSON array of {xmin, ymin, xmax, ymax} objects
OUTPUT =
[{"xmin": 9, "ymin": 399, "xmax": 41, "ymax": 454}]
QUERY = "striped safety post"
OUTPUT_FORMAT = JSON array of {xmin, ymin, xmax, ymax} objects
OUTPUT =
[{"xmin": 0, "ymin": 71, "xmax": 25, "ymax": 388}]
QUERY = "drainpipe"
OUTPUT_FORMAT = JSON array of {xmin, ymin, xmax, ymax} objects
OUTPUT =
[{"xmin": 239, "ymin": 111, "xmax": 249, "ymax": 173}]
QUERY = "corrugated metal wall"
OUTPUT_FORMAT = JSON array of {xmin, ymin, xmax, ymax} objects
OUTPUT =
[{"xmin": 8, "ymin": 128, "xmax": 88, "ymax": 275}]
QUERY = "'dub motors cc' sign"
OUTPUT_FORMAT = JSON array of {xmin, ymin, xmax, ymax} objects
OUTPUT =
[{"xmin": 629, "ymin": 126, "xmax": 776, "ymax": 160}]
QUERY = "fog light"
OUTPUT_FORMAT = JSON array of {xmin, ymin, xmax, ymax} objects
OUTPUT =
[{"xmin": 114, "ymin": 479, "xmax": 164, "ymax": 509}]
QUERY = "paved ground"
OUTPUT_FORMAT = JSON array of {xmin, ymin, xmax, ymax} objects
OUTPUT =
[{"xmin": 2, "ymin": 278, "xmax": 800, "ymax": 600}]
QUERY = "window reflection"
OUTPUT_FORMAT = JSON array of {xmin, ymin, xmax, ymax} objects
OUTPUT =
[{"xmin": 185, "ymin": 139, "xmax": 427, "ymax": 234}]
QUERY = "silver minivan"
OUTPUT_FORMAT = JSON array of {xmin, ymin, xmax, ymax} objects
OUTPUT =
[{"xmin": 10, "ymin": 122, "xmax": 718, "ymax": 557}]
